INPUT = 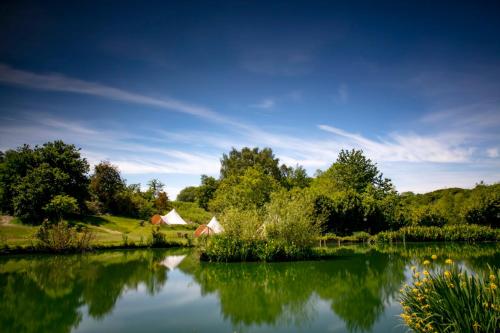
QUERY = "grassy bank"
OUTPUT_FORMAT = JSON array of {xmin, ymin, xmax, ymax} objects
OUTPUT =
[
  {"xmin": 373, "ymin": 224, "xmax": 500, "ymax": 243},
  {"xmin": 0, "ymin": 215, "xmax": 195, "ymax": 254}
]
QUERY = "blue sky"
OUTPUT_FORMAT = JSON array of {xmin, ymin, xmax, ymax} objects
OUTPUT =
[{"xmin": 0, "ymin": 0, "xmax": 499, "ymax": 198}]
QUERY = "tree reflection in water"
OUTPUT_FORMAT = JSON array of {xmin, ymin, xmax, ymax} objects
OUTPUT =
[
  {"xmin": 0, "ymin": 249, "xmax": 173, "ymax": 333},
  {"xmin": 0, "ymin": 243, "xmax": 498, "ymax": 333}
]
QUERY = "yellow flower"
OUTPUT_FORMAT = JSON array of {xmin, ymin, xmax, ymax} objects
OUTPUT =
[
  {"xmin": 445, "ymin": 258, "xmax": 454, "ymax": 265},
  {"xmin": 490, "ymin": 283, "xmax": 497, "ymax": 290},
  {"xmin": 473, "ymin": 322, "xmax": 481, "ymax": 331},
  {"xmin": 448, "ymin": 283, "xmax": 455, "ymax": 288},
  {"xmin": 414, "ymin": 272, "xmax": 420, "ymax": 278},
  {"xmin": 415, "ymin": 281, "xmax": 422, "ymax": 287},
  {"xmin": 444, "ymin": 271, "xmax": 451, "ymax": 278},
  {"xmin": 411, "ymin": 266, "xmax": 417, "ymax": 271},
  {"xmin": 490, "ymin": 274, "xmax": 496, "ymax": 282},
  {"xmin": 423, "ymin": 277, "xmax": 429, "ymax": 283},
  {"xmin": 403, "ymin": 305, "xmax": 411, "ymax": 312},
  {"xmin": 412, "ymin": 288, "xmax": 419, "ymax": 294},
  {"xmin": 431, "ymin": 254, "xmax": 437, "ymax": 260},
  {"xmin": 423, "ymin": 260, "xmax": 431, "ymax": 265},
  {"xmin": 423, "ymin": 270, "xmax": 430, "ymax": 276}
]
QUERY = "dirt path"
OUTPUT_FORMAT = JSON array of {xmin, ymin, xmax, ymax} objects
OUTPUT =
[{"xmin": 0, "ymin": 216, "xmax": 14, "ymax": 225}]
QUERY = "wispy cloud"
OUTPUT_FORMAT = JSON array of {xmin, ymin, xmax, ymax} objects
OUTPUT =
[
  {"xmin": 334, "ymin": 84, "xmax": 349, "ymax": 104},
  {"xmin": 250, "ymin": 98, "xmax": 275, "ymax": 109},
  {"xmin": 0, "ymin": 63, "xmax": 231, "ymax": 124}
]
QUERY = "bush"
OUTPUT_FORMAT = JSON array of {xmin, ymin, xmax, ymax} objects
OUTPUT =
[
  {"xmin": 150, "ymin": 226, "xmax": 167, "ymax": 247},
  {"xmin": 400, "ymin": 263, "xmax": 499, "ymax": 332},
  {"xmin": 35, "ymin": 220, "xmax": 94, "ymax": 252},
  {"xmin": 43, "ymin": 195, "xmax": 79, "ymax": 221},
  {"xmin": 373, "ymin": 224, "xmax": 500, "ymax": 243},
  {"xmin": 200, "ymin": 235, "xmax": 314, "ymax": 262}
]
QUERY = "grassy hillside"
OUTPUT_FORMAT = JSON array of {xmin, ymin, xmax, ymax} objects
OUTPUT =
[{"xmin": 0, "ymin": 215, "xmax": 195, "ymax": 248}]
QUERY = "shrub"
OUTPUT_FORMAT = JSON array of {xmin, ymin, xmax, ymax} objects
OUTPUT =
[
  {"xmin": 150, "ymin": 226, "xmax": 167, "ymax": 247},
  {"xmin": 400, "ymin": 263, "xmax": 499, "ymax": 332},
  {"xmin": 35, "ymin": 220, "xmax": 94, "ymax": 252},
  {"xmin": 43, "ymin": 195, "xmax": 79, "ymax": 221},
  {"xmin": 373, "ymin": 224, "xmax": 500, "ymax": 243}
]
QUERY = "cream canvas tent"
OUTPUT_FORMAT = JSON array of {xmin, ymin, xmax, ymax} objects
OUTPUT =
[
  {"xmin": 207, "ymin": 216, "xmax": 224, "ymax": 234},
  {"xmin": 160, "ymin": 255, "xmax": 186, "ymax": 270},
  {"xmin": 161, "ymin": 209, "xmax": 187, "ymax": 225}
]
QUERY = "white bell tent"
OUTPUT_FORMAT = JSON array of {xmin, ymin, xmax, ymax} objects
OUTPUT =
[
  {"xmin": 207, "ymin": 216, "xmax": 224, "ymax": 234},
  {"xmin": 161, "ymin": 209, "xmax": 187, "ymax": 225}
]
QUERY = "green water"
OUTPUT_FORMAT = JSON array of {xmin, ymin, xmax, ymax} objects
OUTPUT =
[{"xmin": 0, "ymin": 243, "xmax": 499, "ymax": 333}]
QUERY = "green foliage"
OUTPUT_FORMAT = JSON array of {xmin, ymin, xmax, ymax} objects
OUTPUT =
[
  {"xmin": 220, "ymin": 147, "xmax": 282, "ymax": 181},
  {"xmin": 280, "ymin": 164, "xmax": 311, "ymax": 189},
  {"xmin": 264, "ymin": 189, "xmax": 320, "ymax": 248},
  {"xmin": 114, "ymin": 187, "xmax": 155, "ymax": 220},
  {"xmin": 197, "ymin": 175, "xmax": 218, "ymax": 210},
  {"xmin": 0, "ymin": 141, "xmax": 89, "ymax": 223},
  {"xmin": 150, "ymin": 226, "xmax": 167, "ymax": 247},
  {"xmin": 171, "ymin": 201, "xmax": 211, "ymax": 224},
  {"xmin": 35, "ymin": 220, "xmax": 94, "ymax": 252},
  {"xmin": 209, "ymin": 166, "xmax": 281, "ymax": 212},
  {"xmin": 373, "ymin": 224, "xmax": 500, "ymax": 242},
  {"xmin": 462, "ymin": 184, "xmax": 500, "ymax": 227},
  {"xmin": 400, "ymin": 264, "xmax": 499, "ymax": 332},
  {"xmin": 410, "ymin": 206, "xmax": 447, "ymax": 227},
  {"xmin": 177, "ymin": 186, "xmax": 198, "ymax": 202},
  {"xmin": 313, "ymin": 149, "xmax": 392, "ymax": 194},
  {"xmin": 89, "ymin": 161, "xmax": 125, "ymax": 213},
  {"xmin": 43, "ymin": 195, "xmax": 79, "ymax": 221}
]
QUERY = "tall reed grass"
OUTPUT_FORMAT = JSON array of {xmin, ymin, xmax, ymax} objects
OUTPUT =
[{"xmin": 400, "ymin": 261, "xmax": 499, "ymax": 332}]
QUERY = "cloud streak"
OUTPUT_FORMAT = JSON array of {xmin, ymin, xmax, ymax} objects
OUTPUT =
[{"xmin": 0, "ymin": 64, "xmax": 231, "ymax": 124}]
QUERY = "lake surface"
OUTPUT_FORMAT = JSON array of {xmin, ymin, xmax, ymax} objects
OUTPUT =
[{"xmin": 1, "ymin": 243, "xmax": 499, "ymax": 333}]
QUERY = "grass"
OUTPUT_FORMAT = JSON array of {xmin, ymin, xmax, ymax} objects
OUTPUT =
[
  {"xmin": 400, "ymin": 260, "xmax": 499, "ymax": 332},
  {"xmin": 373, "ymin": 224, "xmax": 500, "ymax": 243},
  {"xmin": 0, "ymin": 214, "xmax": 195, "ymax": 251}
]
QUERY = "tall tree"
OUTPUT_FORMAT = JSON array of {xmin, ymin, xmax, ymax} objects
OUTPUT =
[
  {"xmin": 177, "ymin": 186, "xmax": 198, "ymax": 202},
  {"xmin": 0, "ymin": 141, "xmax": 89, "ymax": 222},
  {"xmin": 197, "ymin": 175, "xmax": 218, "ymax": 210},
  {"xmin": 315, "ymin": 149, "xmax": 392, "ymax": 194},
  {"xmin": 220, "ymin": 147, "xmax": 282, "ymax": 181},
  {"xmin": 89, "ymin": 162, "xmax": 125, "ymax": 213}
]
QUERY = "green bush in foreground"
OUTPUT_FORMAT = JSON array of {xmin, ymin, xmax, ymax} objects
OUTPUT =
[
  {"xmin": 35, "ymin": 221, "xmax": 94, "ymax": 252},
  {"xmin": 373, "ymin": 224, "xmax": 499, "ymax": 243},
  {"xmin": 400, "ymin": 261, "xmax": 499, "ymax": 332}
]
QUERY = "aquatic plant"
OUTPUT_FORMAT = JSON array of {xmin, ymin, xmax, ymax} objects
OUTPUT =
[
  {"xmin": 400, "ymin": 260, "xmax": 499, "ymax": 332},
  {"xmin": 373, "ymin": 224, "xmax": 499, "ymax": 243}
]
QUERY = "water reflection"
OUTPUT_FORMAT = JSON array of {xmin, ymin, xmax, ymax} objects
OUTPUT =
[{"xmin": 0, "ymin": 243, "xmax": 498, "ymax": 333}]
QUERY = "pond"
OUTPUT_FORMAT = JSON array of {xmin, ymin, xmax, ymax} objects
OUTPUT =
[{"xmin": 1, "ymin": 243, "xmax": 499, "ymax": 333}]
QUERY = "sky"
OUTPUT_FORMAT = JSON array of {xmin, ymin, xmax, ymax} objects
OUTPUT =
[{"xmin": 0, "ymin": 0, "xmax": 499, "ymax": 199}]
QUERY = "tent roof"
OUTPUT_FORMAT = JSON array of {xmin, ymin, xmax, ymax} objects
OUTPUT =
[
  {"xmin": 161, "ymin": 209, "xmax": 187, "ymax": 225},
  {"xmin": 207, "ymin": 216, "xmax": 224, "ymax": 233},
  {"xmin": 194, "ymin": 224, "xmax": 214, "ymax": 237}
]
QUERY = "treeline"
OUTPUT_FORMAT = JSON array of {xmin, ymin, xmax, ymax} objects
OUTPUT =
[
  {"xmin": 179, "ymin": 147, "xmax": 499, "ymax": 236},
  {"xmin": 1, "ymin": 141, "xmax": 498, "ymax": 234},
  {"xmin": 0, "ymin": 141, "xmax": 173, "ymax": 223}
]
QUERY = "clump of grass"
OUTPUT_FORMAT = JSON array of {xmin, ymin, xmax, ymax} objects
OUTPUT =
[{"xmin": 400, "ymin": 259, "xmax": 499, "ymax": 332}]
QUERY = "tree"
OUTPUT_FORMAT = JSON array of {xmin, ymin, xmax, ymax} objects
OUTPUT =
[
  {"xmin": 0, "ymin": 141, "xmax": 89, "ymax": 223},
  {"xmin": 209, "ymin": 166, "xmax": 280, "ymax": 213},
  {"xmin": 280, "ymin": 164, "xmax": 311, "ymax": 189},
  {"xmin": 154, "ymin": 192, "xmax": 172, "ymax": 213},
  {"xmin": 462, "ymin": 184, "xmax": 500, "ymax": 227},
  {"xmin": 315, "ymin": 149, "xmax": 392, "ymax": 194},
  {"xmin": 220, "ymin": 147, "xmax": 282, "ymax": 181},
  {"xmin": 197, "ymin": 175, "xmax": 218, "ymax": 210},
  {"xmin": 89, "ymin": 162, "xmax": 125, "ymax": 213},
  {"xmin": 177, "ymin": 186, "xmax": 198, "ymax": 202},
  {"xmin": 13, "ymin": 164, "xmax": 69, "ymax": 222},
  {"xmin": 43, "ymin": 195, "xmax": 79, "ymax": 222},
  {"xmin": 147, "ymin": 179, "xmax": 164, "ymax": 199}
]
